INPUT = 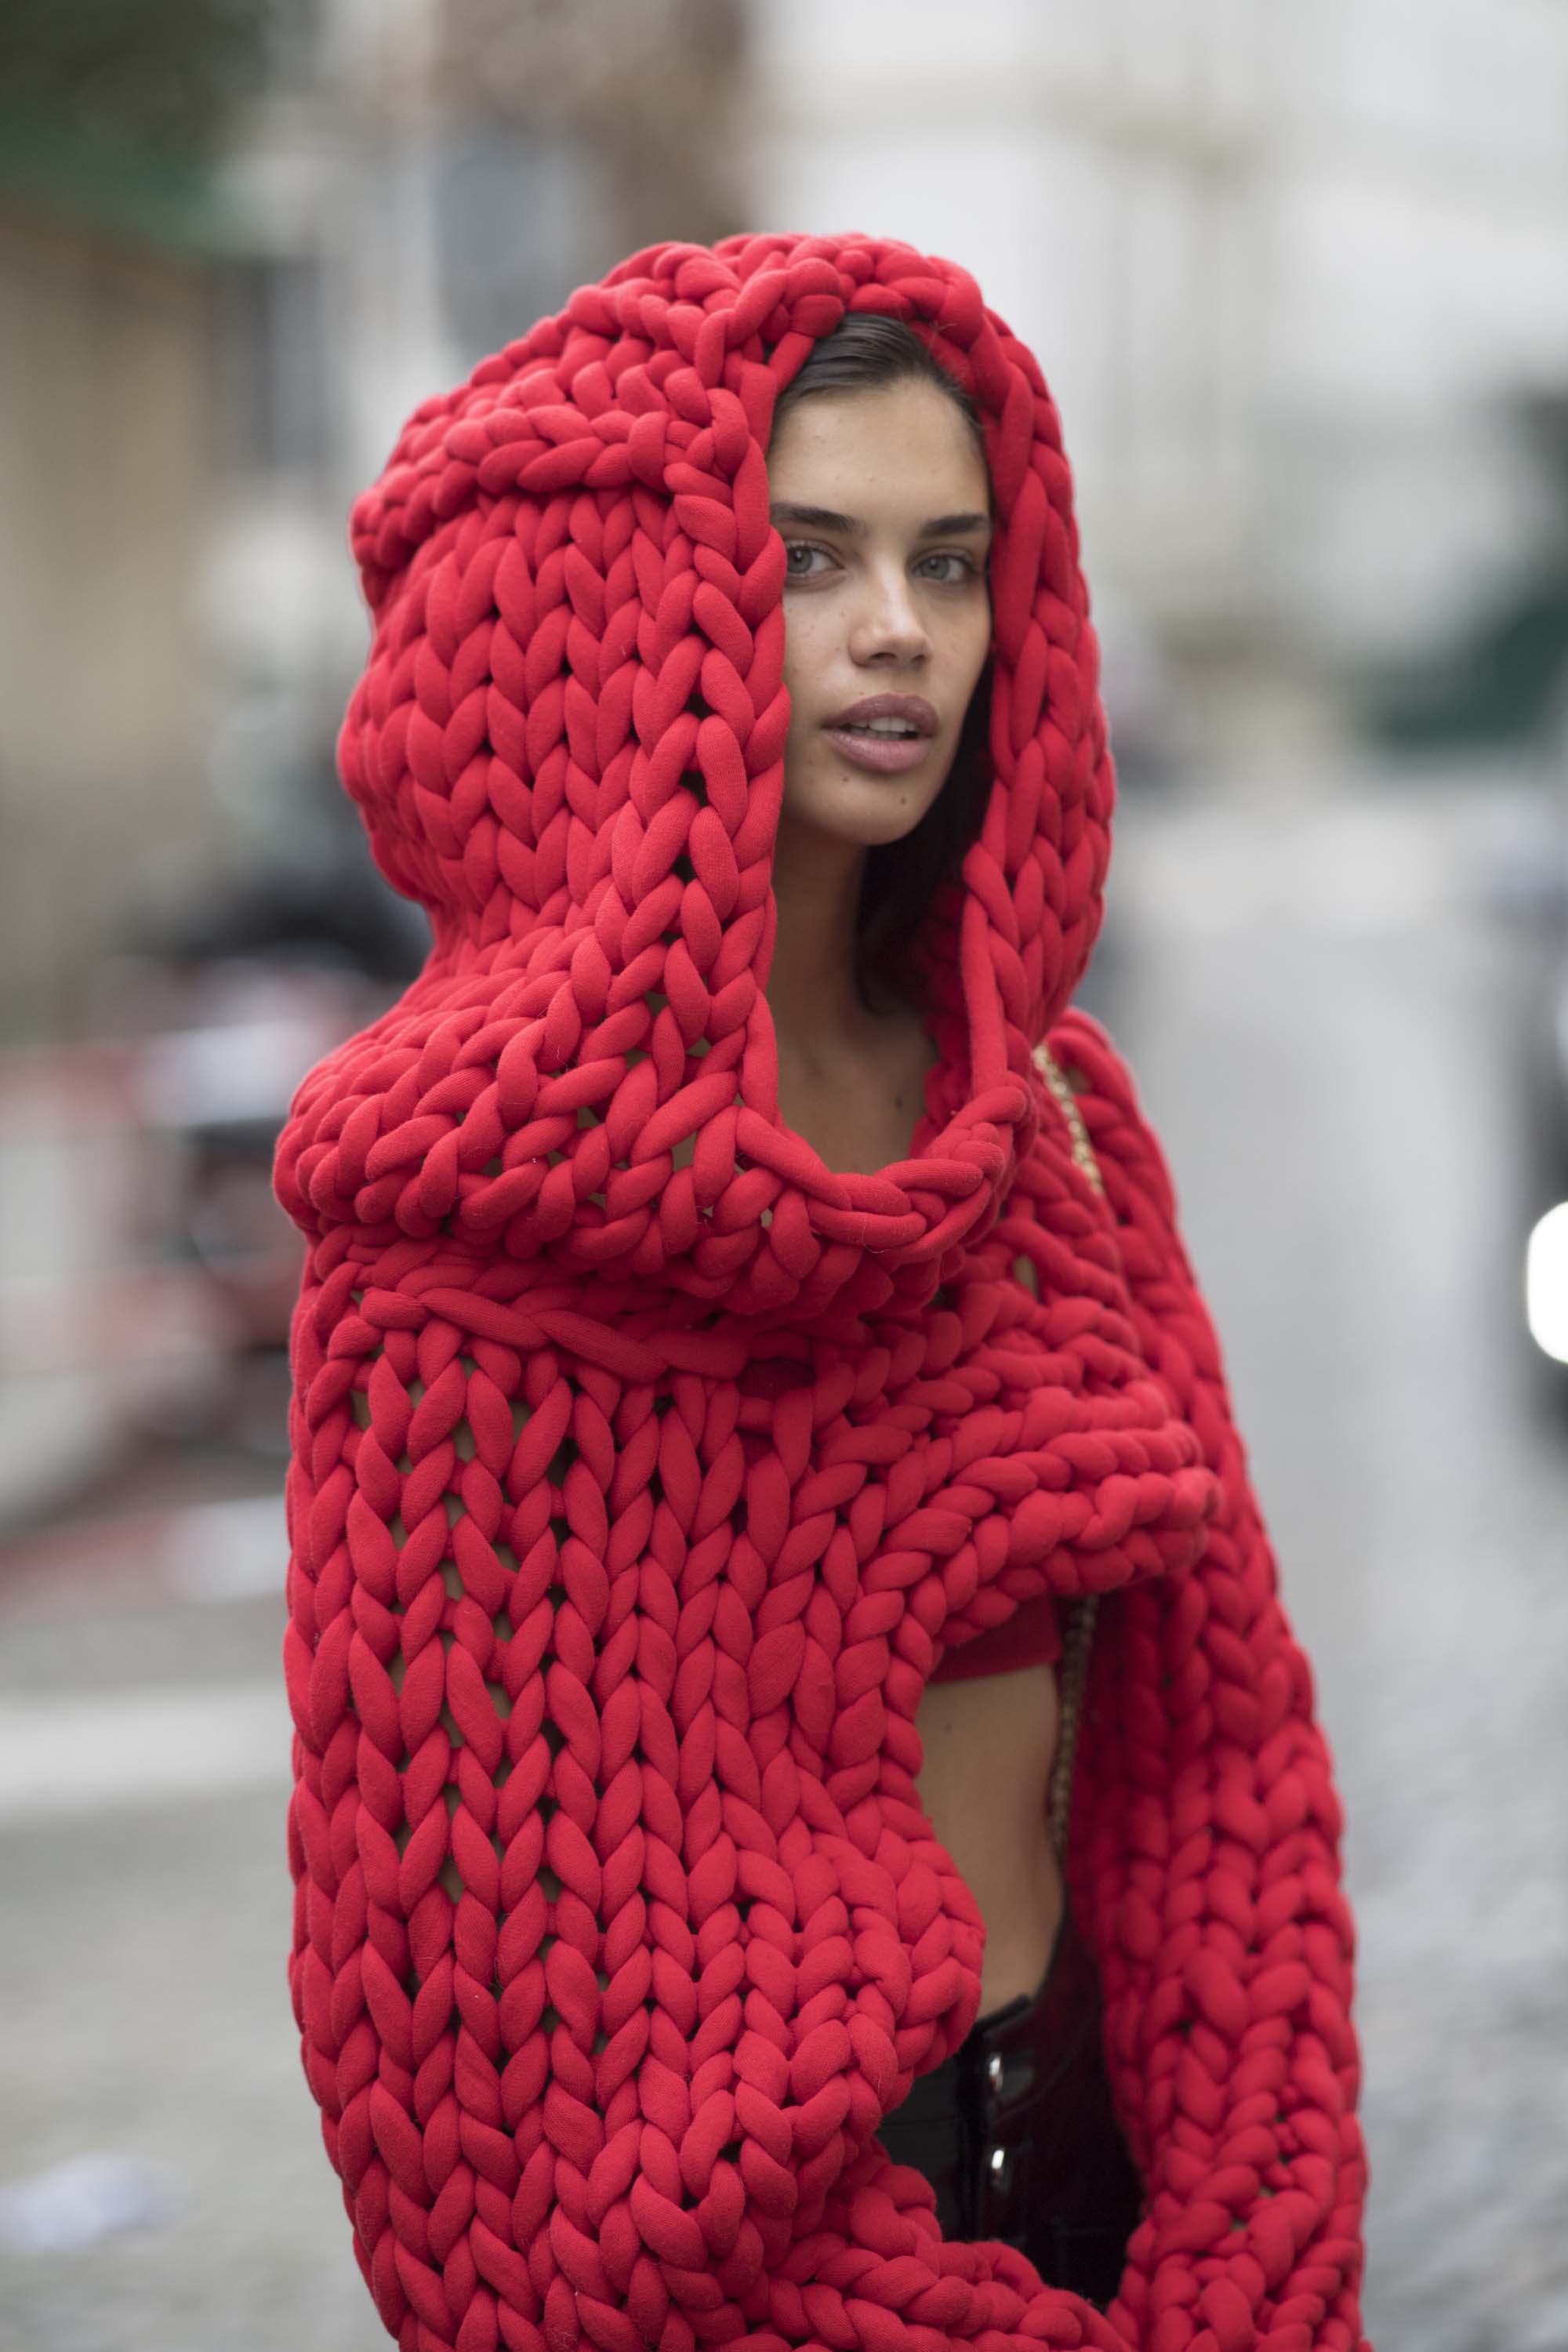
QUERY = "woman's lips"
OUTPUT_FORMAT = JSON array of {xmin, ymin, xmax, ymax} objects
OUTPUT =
[{"xmin": 821, "ymin": 724, "xmax": 935, "ymax": 775}]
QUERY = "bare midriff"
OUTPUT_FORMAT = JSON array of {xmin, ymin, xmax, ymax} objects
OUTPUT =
[{"xmin": 913, "ymin": 1658, "xmax": 1065, "ymax": 2016}]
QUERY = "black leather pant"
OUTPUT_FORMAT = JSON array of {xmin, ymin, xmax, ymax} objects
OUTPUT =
[{"xmin": 876, "ymin": 1898, "xmax": 1144, "ymax": 2308}]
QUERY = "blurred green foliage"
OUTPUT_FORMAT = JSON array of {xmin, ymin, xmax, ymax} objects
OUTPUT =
[{"xmin": 5, "ymin": 0, "xmax": 310, "ymax": 162}]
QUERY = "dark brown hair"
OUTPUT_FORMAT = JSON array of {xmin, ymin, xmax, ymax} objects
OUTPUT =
[{"xmin": 768, "ymin": 314, "xmax": 995, "ymax": 1018}]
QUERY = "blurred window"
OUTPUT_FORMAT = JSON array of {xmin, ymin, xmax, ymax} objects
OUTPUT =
[
  {"xmin": 432, "ymin": 123, "xmax": 611, "ymax": 363},
  {"xmin": 216, "ymin": 252, "xmax": 330, "ymax": 477}
]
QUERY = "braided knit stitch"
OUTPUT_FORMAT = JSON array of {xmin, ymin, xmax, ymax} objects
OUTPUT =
[{"xmin": 272, "ymin": 233, "xmax": 1369, "ymax": 2352}]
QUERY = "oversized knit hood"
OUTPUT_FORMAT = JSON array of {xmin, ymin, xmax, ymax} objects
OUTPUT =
[
  {"xmin": 271, "ymin": 234, "xmax": 1368, "ymax": 2352},
  {"xmin": 277, "ymin": 231, "xmax": 1112, "ymax": 1319}
]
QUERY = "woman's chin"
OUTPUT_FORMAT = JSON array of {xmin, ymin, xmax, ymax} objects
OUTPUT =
[{"xmin": 779, "ymin": 768, "xmax": 947, "ymax": 849}]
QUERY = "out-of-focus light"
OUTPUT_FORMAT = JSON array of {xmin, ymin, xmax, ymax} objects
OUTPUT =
[{"xmin": 1526, "ymin": 1203, "xmax": 1568, "ymax": 1364}]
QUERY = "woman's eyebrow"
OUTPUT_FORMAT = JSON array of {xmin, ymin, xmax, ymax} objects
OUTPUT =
[{"xmin": 769, "ymin": 501, "xmax": 992, "ymax": 538}]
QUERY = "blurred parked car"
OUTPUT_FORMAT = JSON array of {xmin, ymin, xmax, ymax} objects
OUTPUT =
[
  {"xmin": 1517, "ymin": 784, "xmax": 1568, "ymax": 1403},
  {"xmin": 0, "ymin": 831, "xmax": 426, "ymax": 1532}
]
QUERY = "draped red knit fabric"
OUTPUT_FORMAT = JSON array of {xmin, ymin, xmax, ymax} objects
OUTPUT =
[{"xmin": 272, "ymin": 232, "xmax": 1369, "ymax": 2352}]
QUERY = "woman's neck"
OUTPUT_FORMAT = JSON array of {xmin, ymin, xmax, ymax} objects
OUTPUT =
[
  {"xmin": 762, "ymin": 818, "xmax": 937, "ymax": 1171},
  {"xmin": 766, "ymin": 809, "xmax": 926, "ymax": 1068},
  {"xmin": 764, "ymin": 818, "xmax": 886, "ymax": 1075}
]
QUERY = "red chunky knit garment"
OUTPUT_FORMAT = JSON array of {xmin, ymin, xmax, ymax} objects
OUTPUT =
[{"xmin": 272, "ymin": 232, "xmax": 1369, "ymax": 2352}]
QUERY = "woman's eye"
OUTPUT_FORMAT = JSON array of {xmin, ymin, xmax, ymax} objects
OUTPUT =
[
  {"xmin": 919, "ymin": 552, "xmax": 980, "ymax": 584},
  {"xmin": 781, "ymin": 543, "xmax": 981, "ymax": 584}
]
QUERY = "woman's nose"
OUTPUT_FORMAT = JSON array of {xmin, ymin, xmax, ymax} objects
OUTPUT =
[{"xmin": 849, "ymin": 569, "xmax": 931, "ymax": 666}]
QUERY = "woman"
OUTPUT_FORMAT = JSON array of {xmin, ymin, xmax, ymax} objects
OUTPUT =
[{"xmin": 274, "ymin": 232, "xmax": 1370, "ymax": 2352}]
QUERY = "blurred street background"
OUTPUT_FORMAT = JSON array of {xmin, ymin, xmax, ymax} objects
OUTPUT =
[{"xmin": 3, "ymin": 2, "xmax": 1568, "ymax": 2347}]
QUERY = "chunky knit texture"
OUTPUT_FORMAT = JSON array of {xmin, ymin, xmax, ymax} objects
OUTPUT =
[{"xmin": 272, "ymin": 232, "xmax": 1369, "ymax": 2352}]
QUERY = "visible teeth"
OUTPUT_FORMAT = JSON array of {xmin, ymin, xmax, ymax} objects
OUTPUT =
[{"xmin": 846, "ymin": 719, "xmax": 918, "ymax": 735}]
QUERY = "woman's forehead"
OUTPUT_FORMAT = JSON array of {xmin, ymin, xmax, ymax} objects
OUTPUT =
[{"xmin": 767, "ymin": 380, "xmax": 991, "ymax": 512}]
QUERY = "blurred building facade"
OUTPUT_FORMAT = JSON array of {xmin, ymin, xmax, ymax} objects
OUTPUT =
[
  {"xmin": 0, "ymin": 159, "xmax": 231, "ymax": 1044},
  {"xmin": 2, "ymin": 0, "xmax": 746, "ymax": 1049},
  {"xmin": 750, "ymin": 0, "xmax": 1568, "ymax": 741}
]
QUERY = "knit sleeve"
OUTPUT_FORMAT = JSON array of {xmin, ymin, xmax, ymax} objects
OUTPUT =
[
  {"xmin": 1044, "ymin": 1007, "xmax": 1371, "ymax": 2352},
  {"xmin": 278, "ymin": 1253, "xmax": 1133, "ymax": 2352},
  {"xmin": 278, "ymin": 1270, "xmax": 1105, "ymax": 2352}
]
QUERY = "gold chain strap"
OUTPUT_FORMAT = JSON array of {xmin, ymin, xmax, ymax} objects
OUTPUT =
[{"xmin": 1033, "ymin": 1043, "xmax": 1107, "ymax": 1863}]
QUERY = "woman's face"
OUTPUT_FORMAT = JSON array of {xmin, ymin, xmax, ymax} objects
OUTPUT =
[{"xmin": 766, "ymin": 377, "xmax": 993, "ymax": 851}]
